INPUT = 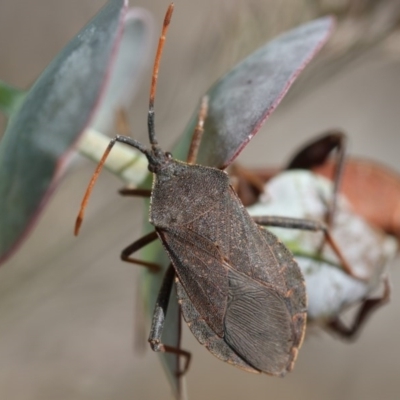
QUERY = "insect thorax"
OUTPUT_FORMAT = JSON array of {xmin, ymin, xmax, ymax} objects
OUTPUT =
[{"xmin": 149, "ymin": 159, "xmax": 229, "ymax": 228}]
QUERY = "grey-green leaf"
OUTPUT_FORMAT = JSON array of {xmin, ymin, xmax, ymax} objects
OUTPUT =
[
  {"xmin": 179, "ymin": 17, "xmax": 335, "ymax": 169},
  {"xmin": 0, "ymin": 0, "xmax": 128, "ymax": 262},
  {"xmin": 90, "ymin": 8, "xmax": 154, "ymax": 135}
]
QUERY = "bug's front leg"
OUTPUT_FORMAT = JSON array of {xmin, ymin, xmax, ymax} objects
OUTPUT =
[
  {"xmin": 252, "ymin": 215, "xmax": 364, "ymax": 281},
  {"xmin": 121, "ymin": 231, "xmax": 161, "ymax": 273},
  {"xmin": 149, "ymin": 264, "xmax": 192, "ymax": 377}
]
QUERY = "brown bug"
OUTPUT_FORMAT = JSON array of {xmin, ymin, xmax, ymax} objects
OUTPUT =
[{"xmin": 75, "ymin": 4, "xmax": 344, "ymax": 377}]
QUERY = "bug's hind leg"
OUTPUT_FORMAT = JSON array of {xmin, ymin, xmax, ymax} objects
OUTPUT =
[
  {"xmin": 253, "ymin": 215, "xmax": 364, "ymax": 281},
  {"xmin": 149, "ymin": 264, "xmax": 192, "ymax": 377},
  {"xmin": 286, "ymin": 131, "xmax": 347, "ymax": 228},
  {"xmin": 327, "ymin": 278, "xmax": 391, "ymax": 340},
  {"xmin": 286, "ymin": 131, "xmax": 346, "ymax": 171}
]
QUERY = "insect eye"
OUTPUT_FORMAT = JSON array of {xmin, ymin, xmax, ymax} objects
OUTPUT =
[{"xmin": 165, "ymin": 152, "xmax": 173, "ymax": 159}]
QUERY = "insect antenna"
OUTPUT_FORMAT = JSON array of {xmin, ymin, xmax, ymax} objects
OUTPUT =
[
  {"xmin": 75, "ymin": 4, "xmax": 175, "ymax": 236},
  {"xmin": 74, "ymin": 136, "xmax": 149, "ymax": 235},
  {"xmin": 148, "ymin": 3, "xmax": 174, "ymax": 149}
]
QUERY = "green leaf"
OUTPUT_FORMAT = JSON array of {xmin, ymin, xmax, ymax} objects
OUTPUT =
[{"xmin": 0, "ymin": 81, "xmax": 26, "ymax": 116}]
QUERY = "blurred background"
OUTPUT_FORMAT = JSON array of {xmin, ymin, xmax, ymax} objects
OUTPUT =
[{"xmin": 1, "ymin": 0, "xmax": 400, "ymax": 399}]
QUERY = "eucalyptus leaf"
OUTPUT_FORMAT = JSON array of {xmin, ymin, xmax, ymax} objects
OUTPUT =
[
  {"xmin": 91, "ymin": 8, "xmax": 154, "ymax": 135},
  {"xmin": 176, "ymin": 17, "xmax": 335, "ymax": 168},
  {"xmin": 0, "ymin": 0, "xmax": 154, "ymax": 263}
]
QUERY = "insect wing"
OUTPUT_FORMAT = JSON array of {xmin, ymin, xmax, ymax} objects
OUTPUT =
[
  {"xmin": 158, "ymin": 226, "xmax": 229, "ymax": 337},
  {"xmin": 224, "ymin": 268, "xmax": 296, "ymax": 375},
  {"xmin": 158, "ymin": 187, "xmax": 306, "ymax": 375}
]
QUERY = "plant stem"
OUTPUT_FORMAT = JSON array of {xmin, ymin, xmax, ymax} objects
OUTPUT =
[{"xmin": 76, "ymin": 128, "xmax": 149, "ymax": 185}]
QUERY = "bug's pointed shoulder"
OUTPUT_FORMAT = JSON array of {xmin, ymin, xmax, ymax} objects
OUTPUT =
[
  {"xmin": 150, "ymin": 159, "xmax": 230, "ymax": 228},
  {"xmin": 153, "ymin": 157, "xmax": 229, "ymax": 189}
]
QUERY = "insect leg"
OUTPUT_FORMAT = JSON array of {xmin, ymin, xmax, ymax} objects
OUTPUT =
[
  {"xmin": 118, "ymin": 188, "xmax": 152, "ymax": 197},
  {"xmin": 149, "ymin": 264, "xmax": 192, "ymax": 377},
  {"xmin": 286, "ymin": 131, "xmax": 347, "ymax": 227},
  {"xmin": 327, "ymin": 278, "xmax": 391, "ymax": 339},
  {"xmin": 113, "ymin": 109, "xmax": 152, "ymax": 198},
  {"xmin": 229, "ymin": 164, "xmax": 268, "ymax": 206},
  {"xmin": 252, "ymin": 215, "xmax": 363, "ymax": 281},
  {"xmin": 186, "ymin": 96, "xmax": 209, "ymax": 164},
  {"xmin": 286, "ymin": 131, "xmax": 346, "ymax": 170},
  {"xmin": 121, "ymin": 231, "xmax": 161, "ymax": 273}
]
